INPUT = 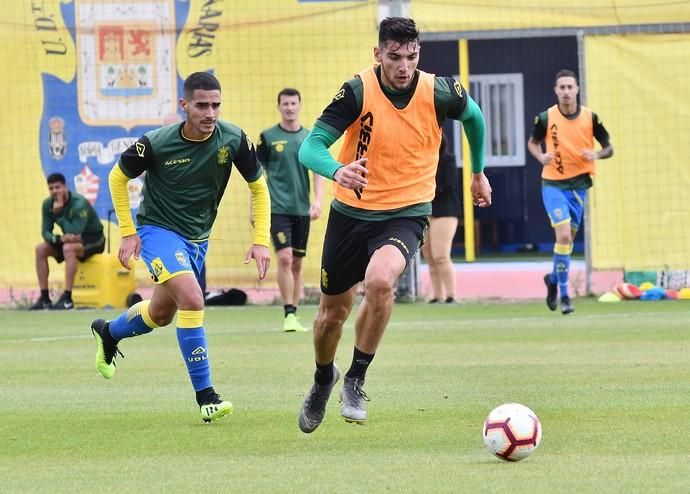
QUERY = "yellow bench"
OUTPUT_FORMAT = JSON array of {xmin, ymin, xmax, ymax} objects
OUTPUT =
[{"xmin": 72, "ymin": 253, "xmax": 139, "ymax": 309}]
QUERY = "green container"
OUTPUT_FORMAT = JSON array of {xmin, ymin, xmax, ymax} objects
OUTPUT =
[{"xmin": 624, "ymin": 271, "xmax": 657, "ymax": 286}]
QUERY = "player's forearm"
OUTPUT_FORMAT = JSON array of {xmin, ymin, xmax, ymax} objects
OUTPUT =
[
  {"xmin": 247, "ymin": 174, "xmax": 270, "ymax": 247},
  {"xmin": 41, "ymin": 221, "xmax": 56, "ymax": 243},
  {"xmin": 298, "ymin": 125, "xmax": 342, "ymax": 180},
  {"xmin": 41, "ymin": 203, "xmax": 57, "ymax": 242},
  {"xmin": 108, "ymin": 164, "xmax": 137, "ymax": 237},
  {"xmin": 312, "ymin": 174, "xmax": 324, "ymax": 203},
  {"xmin": 460, "ymin": 96, "xmax": 486, "ymax": 173},
  {"xmin": 597, "ymin": 144, "xmax": 614, "ymax": 160},
  {"xmin": 62, "ymin": 233, "xmax": 82, "ymax": 243},
  {"xmin": 527, "ymin": 138, "xmax": 544, "ymax": 161},
  {"xmin": 42, "ymin": 228, "xmax": 57, "ymax": 243}
]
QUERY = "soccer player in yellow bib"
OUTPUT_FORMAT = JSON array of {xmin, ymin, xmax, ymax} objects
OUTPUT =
[
  {"xmin": 528, "ymin": 69, "xmax": 613, "ymax": 315},
  {"xmin": 297, "ymin": 17, "xmax": 492, "ymax": 433},
  {"xmin": 89, "ymin": 72, "xmax": 271, "ymax": 423}
]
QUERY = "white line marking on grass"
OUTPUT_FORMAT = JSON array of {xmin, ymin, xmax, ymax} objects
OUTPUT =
[
  {"xmin": 387, "ymin": 311, "xmax": 686, "ymax": 328},
  {"xmin": 2, "ymin": 310, "xmax": 683, "ymax": 343},
  {"xmin": 4, "ymin": 335, "xmax": 93, "ymax": 344}
]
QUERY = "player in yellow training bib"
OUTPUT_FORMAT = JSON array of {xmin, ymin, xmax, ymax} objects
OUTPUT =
[
  {"xmin": 296, "ymin": 17, "xmax": 492, "ymax": 433},
  {"xmin": 528, "ymin": 69, "xmax": 614, "ymax": 315}
]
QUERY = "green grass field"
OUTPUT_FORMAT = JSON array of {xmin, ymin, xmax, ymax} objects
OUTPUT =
[{"xmin": 1, "ymin": 300, "xmax": 689, "ymax": 493}]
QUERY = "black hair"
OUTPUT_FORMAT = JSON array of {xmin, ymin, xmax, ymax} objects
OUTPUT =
[
  {"xmin": 378, "ymin": 17, "xmax": 419, "ymax": 48},
  {"xmin": 183, "ymin": 72, "xmax": 221, "ymax": 99},
  {"xmin": 46, "ymin": 173, "xmax": 66, "ymax": 185},
  {"xmin": 277, "ymin": 87, "xmax": 301, "ymax": 104},
  {"xmin": 555, "ymin": 69, "xmax": 578, "ymax": 85}
]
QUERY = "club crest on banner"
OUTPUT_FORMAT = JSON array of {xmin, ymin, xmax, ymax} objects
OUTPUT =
[
  {"xmin": 39, "ymin": 0, "xmax": 191, "ymax": 221},
  {"xmin": 76, "ymin": 0, "xmax": 178, "ymax": 128},
  {"xmin": 48, "ymin": 117, "xmax": 67, "ymax": 160}
]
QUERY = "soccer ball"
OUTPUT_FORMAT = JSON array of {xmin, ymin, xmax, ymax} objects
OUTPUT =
[{"xmin": 482, "ymin": 403, "xmax": 542, "ymax": 462}]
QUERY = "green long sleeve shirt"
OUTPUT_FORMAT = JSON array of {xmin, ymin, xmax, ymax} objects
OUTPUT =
[{"xmin": 41, "ymin": 192, "xmax": 103, "ymax": 243}]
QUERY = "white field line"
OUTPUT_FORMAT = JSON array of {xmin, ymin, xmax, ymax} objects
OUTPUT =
[
  {"xmin": 2, "ymin": 310, "xmax": 682, "ymax": 344},
  {"xmin": 3, "ymin": 334, "xmax": 94, "ymax": 344}
]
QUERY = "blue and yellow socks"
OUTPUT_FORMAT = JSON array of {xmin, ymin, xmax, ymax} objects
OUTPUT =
[
  {"xmin": 109, "ymin": 304, "xmax": 213, "ymax": 393},
  {"xmin": 176, "ymin": 310, "xmax": 212, "ymax": 392},
  {"xmin": 552, "ymin": 243, "xmax": 571, "ymax": 299},
  {"xmin": 108, "ymin": 300, "xmax": 158, "ymax": 340}
]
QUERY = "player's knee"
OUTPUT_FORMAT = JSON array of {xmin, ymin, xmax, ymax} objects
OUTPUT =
[
  {"xmin": 364, "ymin": 273, "xmax": 396, "ymax": 299},
  {"xmin": 62, "ymin": 243, "xmax": 80, "ymax": 259},
  {"xmin": 432, "ymin": 253, "xmax": 451, "ymax": 266},
  {"xmin": 556, "ymin": 232, "xmax": 572, "ymax": 245},
  {"xmin": 316, "ymin": 303, "xmax": 349, "ymax": 330},
  {"xmin": 35, "ymin": 243, "xmax": 49, "ymax": 258},
  {"xmin": 148, "ymin": 305, "xmax": 175, "ymax": 326},
  {"xmin": 153, "ymin": 312, "xmax": 174, "ymax": 327},
  {"xmin": 177, "ymin": 290, "xmax": 204, "ymax": 311},
  {"xmin": 277, "ymin": 250, "xmax": 293, "ymax": 269}
]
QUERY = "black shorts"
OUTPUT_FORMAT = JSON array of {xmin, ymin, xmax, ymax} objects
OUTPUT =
[
  {"xmin": 431, "ymin": 188, "xmax": 460, "ymax": 217},
  {"xmin": 50, "ymin": 232, "xmax": 105, "ymax": 263},
  {"xmin": 320, "ymin": 206, "xmax": 428, "ymax": 295},
  {"xmin": 270, "ymin": 214, "xmax": 310, "ymax": 257}
]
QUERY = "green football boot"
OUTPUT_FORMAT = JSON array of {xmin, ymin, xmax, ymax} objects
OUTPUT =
[
  {"xmin": 91, "ymin": 319, "xmax": 123, "ymax": 379},
  {"xmin": 199, "ymin": 392, "xmax": 233, "ymax": 423},
  {"xmin": 283, "ymin": 313, "xmax": 308, "ymax": 333}
]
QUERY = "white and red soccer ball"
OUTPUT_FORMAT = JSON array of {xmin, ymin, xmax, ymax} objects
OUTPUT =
[{"xmin": 483, "ymin": 403, "xmax": 542, "ymax": 461}]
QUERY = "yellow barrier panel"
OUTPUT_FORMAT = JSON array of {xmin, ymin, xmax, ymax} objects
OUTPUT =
[{"xmin": 587, "ymin": 34, "xmax": 690, "ymax": 270}]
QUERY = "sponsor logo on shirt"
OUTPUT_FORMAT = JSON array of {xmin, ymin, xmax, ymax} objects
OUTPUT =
[
  {"xmin": 163, "ymin": 157, "xmax": 191, "ymax": 167},
  {"xmin": 354, "ymin": 112, "xmax": 373, "ymax": 200},
  {"xmin": 550, "ymin": 123, "xmax": 564, "ymax": 174}
]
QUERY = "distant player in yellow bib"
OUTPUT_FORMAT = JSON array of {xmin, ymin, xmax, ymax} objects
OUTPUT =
[
  {"xmin": 297, "ymin": 17, "xmax": 492, "ymax": 433},
  {"xmin": 528, "ymin": 69, "xmax": 614, "ymax": 315}
]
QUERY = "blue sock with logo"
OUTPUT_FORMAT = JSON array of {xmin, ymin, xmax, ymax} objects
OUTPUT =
[
  {"xmin": 108, "ymin": 300, "xmax": 157, "ymax": 340},
  {"xmin": 176, "ymin": 310, "xmax": 211, "ymax": 392},
  {"xmin": 551, "ymin": 244, "xmax": 570, "ymax": 297}
]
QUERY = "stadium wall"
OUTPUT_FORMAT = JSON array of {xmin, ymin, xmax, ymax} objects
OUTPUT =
[
  {"xmin": 587, "ymin": 33, "xmax": 690, "ymax": 271},
  {"xmin": 2, "ymin": 0, "xmax": 689, "ymax": 301},
  {"xmin": 0, "ymin": 0, "xmax": 376, "ymax": 296}
]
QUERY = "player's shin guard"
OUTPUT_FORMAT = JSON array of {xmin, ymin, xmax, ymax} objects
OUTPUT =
[
  {"xmin": 108, "ymin": 300, "xmax": 158, "ymax": 340},
  {"xmin": 553, "ymin": 243, "xmax": 571, "ymax": 298},
  {"xmin": 176, "ymin": 310, "xmax": 212, "ymax": 392}
]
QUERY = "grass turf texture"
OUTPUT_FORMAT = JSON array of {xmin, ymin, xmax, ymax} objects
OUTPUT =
[{"xmin": 1, "ymin": 300, "xmax": 688, "ymax": 493}]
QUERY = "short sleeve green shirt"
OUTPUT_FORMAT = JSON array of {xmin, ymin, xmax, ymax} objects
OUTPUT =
[{"xmin": 257, "ymin": 125, "xmax": 311, "ymax": 216}]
